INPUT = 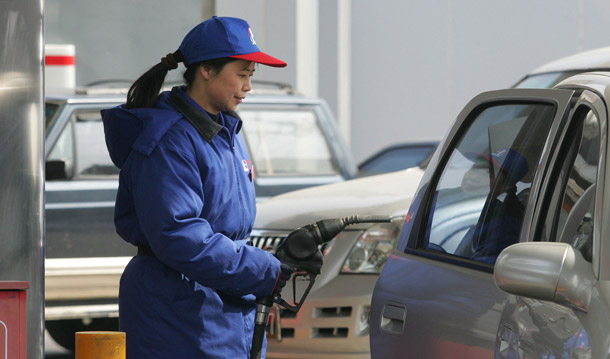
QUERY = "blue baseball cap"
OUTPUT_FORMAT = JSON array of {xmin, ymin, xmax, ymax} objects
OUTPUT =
[{"xmin": 179, "ymin": 16, "xmax": 287, "ymax": 68}]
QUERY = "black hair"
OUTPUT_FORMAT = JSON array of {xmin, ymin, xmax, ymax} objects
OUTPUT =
[
  {"xmin": 125, "ymin": 51, "xmax": 239, "ymax": 109},
  {"xmin": 181, "ymin": 57, "xmax": 239, "ymax": 88}
]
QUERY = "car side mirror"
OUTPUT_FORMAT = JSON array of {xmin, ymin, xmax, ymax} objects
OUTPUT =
[
  {"xmin": 46, "ymin": 159, "xmax": 73, "ymax": 180},
  {"xmin": 494, "ymin": 242, "xmax": 593, "ymax": 312}
]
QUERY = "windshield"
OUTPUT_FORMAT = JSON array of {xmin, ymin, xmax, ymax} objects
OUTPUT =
[{"xmin": 513, "ymin": 71, "xmax": 583, "ymax": 89}]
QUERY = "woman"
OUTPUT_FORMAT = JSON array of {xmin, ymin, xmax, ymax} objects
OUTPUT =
[{"xmin": 102, "ymin": 16, "xmax": 292, "ymax": 358}]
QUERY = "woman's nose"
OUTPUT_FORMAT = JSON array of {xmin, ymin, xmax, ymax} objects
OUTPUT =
[{"xmin": 243, "ymin": 77, "xmax": 252, "ymax": 92}]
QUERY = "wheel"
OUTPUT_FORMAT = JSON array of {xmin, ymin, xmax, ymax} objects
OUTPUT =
[{"xmin": 46, "ymin": 318, "xmax": 119, "ymax": 351}]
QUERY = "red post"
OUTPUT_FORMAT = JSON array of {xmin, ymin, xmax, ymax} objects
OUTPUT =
[{"xmin": 0, "ymin": 282, "xmax": 29, "ymax": 359}]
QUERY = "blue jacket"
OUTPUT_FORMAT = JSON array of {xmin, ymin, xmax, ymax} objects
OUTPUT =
[{"xmin": 102, "ymin": 87, "xmax": 280, "ymax": 358}]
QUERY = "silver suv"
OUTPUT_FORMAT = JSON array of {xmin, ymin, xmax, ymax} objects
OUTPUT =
[
  {"xmin": 43, "ymin": 81, "xmax": 357, "ymax": 350},
  {"xmin": 370, "ymin": 72, "xmax": 610, "ymax": 358}
]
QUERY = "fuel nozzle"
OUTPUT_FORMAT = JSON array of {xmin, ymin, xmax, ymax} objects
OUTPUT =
[
  {"xmin": 275, "ymin": 215, "xmax": 391, "ymax": 274},
  {"xmin": 251, "ymin": 214, "xmax": 393, "ymax": 359}
]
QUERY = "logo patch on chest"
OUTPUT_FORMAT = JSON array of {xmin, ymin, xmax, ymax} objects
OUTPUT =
[{"xmin": 242, "ymin": 160, "xmax": 254, "ymax": 181}]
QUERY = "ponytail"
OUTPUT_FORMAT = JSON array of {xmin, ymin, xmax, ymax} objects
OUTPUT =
[{"xmin": 126, "ymin": 50, "xmax": 184, "ymax": 109}]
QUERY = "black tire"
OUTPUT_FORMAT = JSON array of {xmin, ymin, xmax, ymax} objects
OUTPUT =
[{"xmin": 46, "ymin": 318, "xmax": 119, "ymax": 351}]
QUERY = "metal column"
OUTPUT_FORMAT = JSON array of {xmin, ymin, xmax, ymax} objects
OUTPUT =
[{"xmin": 0, "ymin": 0, "xmax": 45, "ymax": 357}]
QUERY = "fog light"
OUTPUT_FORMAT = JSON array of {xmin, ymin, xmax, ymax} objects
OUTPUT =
[{"xmin": 357, "ymin": 306, "xmax": 371, "ymax": 336}]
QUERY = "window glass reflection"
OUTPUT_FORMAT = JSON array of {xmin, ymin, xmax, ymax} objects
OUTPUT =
[{"xmin": 424, "ymin": 103, "xmax": 555, "ymax": 265}]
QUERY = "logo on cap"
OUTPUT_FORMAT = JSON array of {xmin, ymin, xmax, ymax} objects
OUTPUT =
[{"xmin": 248, "ymin": 27, "xmax": 257, "ymax": 45}]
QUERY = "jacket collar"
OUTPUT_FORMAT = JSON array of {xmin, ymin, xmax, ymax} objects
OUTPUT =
[{"xmin": 169, "ymin": 87, "xmax": 223, "ymax": 143}]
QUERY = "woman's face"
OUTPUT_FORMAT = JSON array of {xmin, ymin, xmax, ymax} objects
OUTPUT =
[{"xmin": 202, "ymin": 59, "xmax": 254, "ymax": 113}]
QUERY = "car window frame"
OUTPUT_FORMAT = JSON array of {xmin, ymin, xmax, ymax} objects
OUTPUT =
[
  {"xmin": 529, "ymin": 89, "xmax": 607, "ymax": 279},
  {"xmin": 401, "ymin": 88, "xmax": 575, "ymax": 272}
]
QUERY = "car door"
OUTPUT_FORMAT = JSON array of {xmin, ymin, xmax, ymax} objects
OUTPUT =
[
  {"xmin": 493, "ymin": 89, "xmax": 607, "ymax": 358},
  {"xmin": 370, "ymin": 88, "xmax": 575, "ymax": 358}
]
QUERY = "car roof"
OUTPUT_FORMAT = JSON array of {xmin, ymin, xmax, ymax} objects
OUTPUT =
[
  {"xmin": 554, "ymin": 70, "xmax": 610, "ymax": 89},
  {"xmin": 45, "ymin": 80, "xmax": 322, "ymax": 105},
  {"xmin": 45, "ymin": 92, "xmax": 325, "ymax": 106},
  {"xmin": 529, "ymin": 46, "xmax": 610, "ymax": 75}
]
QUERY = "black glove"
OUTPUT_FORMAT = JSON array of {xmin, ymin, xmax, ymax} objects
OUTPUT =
[
  {"xmin": 273, "ymin": 263, "xmax": 294, "ymax": 294},
  {"xmin": 274, "ymin": 226, "xmax": 324, "ymax": 275}
]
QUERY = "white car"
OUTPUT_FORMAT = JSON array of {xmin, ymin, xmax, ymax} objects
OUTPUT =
[
  {"xmin": 252, "ymin": 167, "xmax": 424, "ymax": 359},
  {"xmin": 515, "ymin": 46, "xmax": 610, "ymax": 89}
]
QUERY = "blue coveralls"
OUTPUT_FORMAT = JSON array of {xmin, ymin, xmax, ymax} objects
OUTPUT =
[{"xmin": 102, "ymin": 87, "xmax": 280, "ymax": 358}]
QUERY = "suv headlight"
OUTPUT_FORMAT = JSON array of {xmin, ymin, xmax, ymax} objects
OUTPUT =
[{"xmin": 341, "ymin": 222, "xmax": 399, "ymax": 274}]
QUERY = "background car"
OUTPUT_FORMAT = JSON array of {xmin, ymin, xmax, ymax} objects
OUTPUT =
[
  {"xmin": 514, "ymin": 45, "xmax": 610, "ymax": 89},
  {"xmin": 251, "ymin": 46, "xmax": 610, "ymax": 359},
  {"xmin": 357, "ymin": 140, "xmax": 439, "ymax": 176},
  {"xmin": 370, "ymin": 73, "xmax": 607, "ymax": 358},
  {"xmin": 251, "ymin": 167, "xmax": 424, "ymax": 359},
  {"xmin": 43, "ymin": 80, "xmax": 357, "ymax": 351}
]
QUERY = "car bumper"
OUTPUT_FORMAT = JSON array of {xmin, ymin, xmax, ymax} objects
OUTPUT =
[
  {"xmin": 266, "ymin": 274, "xmax": 377, "ymax": 359},
  {"xmin": 45, "ymin": 256, "xmax": 130, "ymax": 320}
]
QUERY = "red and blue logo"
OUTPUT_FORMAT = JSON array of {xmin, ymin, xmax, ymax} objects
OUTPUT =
[
  {"xmin": 248, "ymin": 27, "xmax": 257, "ymax": 45},
  {"xmin": 242, "ymin": 160, "xmax": 254, "ymax": 182}
]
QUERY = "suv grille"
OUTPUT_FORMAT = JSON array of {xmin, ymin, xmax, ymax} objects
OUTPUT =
[
  {"xmin": 248, "ymin": 231, "xmax": 287, "ymax": 252},
  {"xmin": 248, "ymin": 229, "xmax": 336, "ymax": 255}
]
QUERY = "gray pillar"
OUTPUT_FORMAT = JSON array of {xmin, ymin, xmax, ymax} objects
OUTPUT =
[
  {"xmin": 296, "ymin": 0, "xmax": 319, "ymax": 97},
  {"xmin": 0, "ymin": 0, "xmax": 45, "ymax": 358}
]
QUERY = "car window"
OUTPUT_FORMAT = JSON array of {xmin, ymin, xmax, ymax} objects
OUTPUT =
[
  {"xmin": 422, "ymin": 102, "xmax": 556, "ymax": 265},
  {"xmin": 47, "ymin": 110, "xmax": 119, "ymax": 179},
  {"xmin": 538, "ymin": 107, "xmax": 599, "ymax": 262},
  {"xmin": 239, "ymin": 108, "xmax": 339, "ymax": 176},
  {"xmin": 74, "ymin": 111, "xmax": 119, "ymax": 177},
  {"xmin": 359, "ymin": 145, "xmax": 436, "ymax": 175},
  {"xmin": 45, "ymin": 102, "xmax": 61, "ymax": 133},
  {"xmin": 514, "ymin": 71, "xmax": 582, "ymax": 89},
  {"xmin": 47, "ymin": 119, "xmax": 74, "ymax": 173}
]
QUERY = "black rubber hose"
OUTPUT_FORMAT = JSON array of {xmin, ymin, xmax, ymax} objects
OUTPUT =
[
  {"xmin": 250, "ymin": 296, "xmax": 274, "ymax": 359},
  {"xmin": 316, "ymin": 215, "xmax": 391, "ymax": 243},
  {"xmin": 250, "ymin": 323, "xmax": 266, "ymax": 359}
]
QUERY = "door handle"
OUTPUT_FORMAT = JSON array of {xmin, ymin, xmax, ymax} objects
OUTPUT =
[{"xmin": 380, "ymin": 303, "xmax": 406, "ymax": 334}]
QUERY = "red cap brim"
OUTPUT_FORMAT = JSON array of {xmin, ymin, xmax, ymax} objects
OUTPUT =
[{"xmin": 230, "ymin": 51, "xmax": 287, "ymax": 67}]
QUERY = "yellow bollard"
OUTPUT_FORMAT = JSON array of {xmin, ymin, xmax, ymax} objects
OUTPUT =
[{"xmin": 75, "ymin": 331, "xmax": 126, "ymax": 359}]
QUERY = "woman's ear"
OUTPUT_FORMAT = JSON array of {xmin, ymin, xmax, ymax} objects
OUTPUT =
[{"xmin": 199, "ymin": 65, "xmax": 213, "ymax": 81}]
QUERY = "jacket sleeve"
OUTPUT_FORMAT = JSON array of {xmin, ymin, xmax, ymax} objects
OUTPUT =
[{"xmin": 128, "ymin": 135, "xmax": 280, "ymax": 298}]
